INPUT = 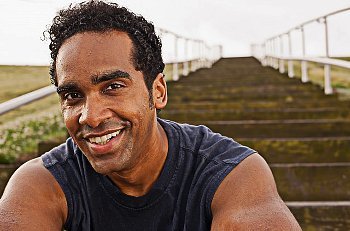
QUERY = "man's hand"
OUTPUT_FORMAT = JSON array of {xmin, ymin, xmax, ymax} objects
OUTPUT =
[
  {"xmin": 211, "ymin": 153, "xmax": 301, "ymax": 230},
  {"xmin": 0, "ymin": 158, "xmax": 67, "ymax": 231}
]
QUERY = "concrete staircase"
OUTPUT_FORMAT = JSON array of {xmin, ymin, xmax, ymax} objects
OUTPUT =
[{"xmin": 160, "ymin": 57, "xmax": 350, "ymax": 230}]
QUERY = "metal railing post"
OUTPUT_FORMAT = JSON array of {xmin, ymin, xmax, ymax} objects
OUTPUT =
[
  {"xmin": 301, "ymin": 26, "xmax": 309, "ymax": 83},
  {"xmin": 274, "ymin": 37, "xmax": 279, "ymax": 69},
  {"xmin": 219, "ymin": 45, "xmax": 223, "ymax": 59},
  {"xmin": 288, "ymin": 31, "xmax": 294, "ymax": 78},
  {"xmin": 267, "ymin": 39, "xmax": 272, "ymax": 67},
  {"xmin": 324, "ymin": 64, "xmax": 332, "ymax": 94},
  {"xmin": 195, "ymin": 40, "xmax": 201, "ymax": 71},
  {"xmin": 268, "ymin": 40, "xmax": 272, "ymax": 67},
  {"xmin": 191, "ymin": 40, "xmax": 197, "ymax": 72},
  {"xmin": 265, "ymin": 40, "xmax": 269, "ymax": 66},
  {"xmin": 252, "ymin": 7, "xmax": 350, "ymax": 95},
  {"xmin": 279, "ymin": 35, "xmax": 285, "ymax": 73},
  {"xmin": 172, "ymin": 35, "xmax": 179, "ymax": 81},
  {"xmin": 271, "ymin": 38, "xmax": 274, "ymax": 67},
  {"xmin": 183, "ymin": 38, "xmax": 189, "ymax": 76},
  {"xmin": 201, "ymin": 41, "xmax": 205, "ymax": 68},
  {"xmin": 270, "ymin": 39, "xmax": 274, "ymax": 67},
  {"xmin": 197, "ymin": 40, "xmax": 201, "ymax": 69},
  {"xmin": 204, "ymin": 43, "xmax": 209, "ymax": 68},
  {"xmin": 262, "ymin": 43, "xmax": 267, "ymax": 66},
  {"xmin": 323, "ymin": 16, "xmax": 333, "ymax": 94}
]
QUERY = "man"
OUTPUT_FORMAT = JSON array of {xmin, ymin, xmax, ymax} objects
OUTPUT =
[{"xmin": 0, "ymin": 1, "xmax": 301, "ymax": 230}]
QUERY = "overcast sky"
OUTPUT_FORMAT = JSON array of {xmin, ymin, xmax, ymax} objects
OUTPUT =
[{"xmin": 0, "ymin": 0, "xmax": 349, "ymax": 65}]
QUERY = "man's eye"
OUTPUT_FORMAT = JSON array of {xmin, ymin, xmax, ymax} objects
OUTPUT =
[
  {"xmin": 105, "ymin": 83, "xmax": 124, "ymax": 90},
  {"xmin": 64, "ymin": 92, "xmax": 82, "ymax": 100}
]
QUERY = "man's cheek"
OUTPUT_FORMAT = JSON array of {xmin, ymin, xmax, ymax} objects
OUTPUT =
[{"xmin": 62, "ymin": 108, "xmax": 79, "ymax": 134}]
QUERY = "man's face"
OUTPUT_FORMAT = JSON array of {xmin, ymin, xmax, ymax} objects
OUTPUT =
[{"xmin": 55, "ymin": 31, "xmax": 164, "ymax": 175}]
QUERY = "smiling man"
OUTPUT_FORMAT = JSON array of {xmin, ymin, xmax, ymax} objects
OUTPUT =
[{"xmin": 0, "ymin": 1, "xmax": 300, "ymax": 230}]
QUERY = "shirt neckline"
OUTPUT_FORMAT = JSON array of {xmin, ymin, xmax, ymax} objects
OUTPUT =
[{"xmin": 98, "ymin": 118, "xmax": 180, "ymax": 209}]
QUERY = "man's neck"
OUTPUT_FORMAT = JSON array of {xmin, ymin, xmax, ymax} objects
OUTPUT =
[{"xmin": 107, "ymin": 121, "xmax": 168, "ymax": 197}]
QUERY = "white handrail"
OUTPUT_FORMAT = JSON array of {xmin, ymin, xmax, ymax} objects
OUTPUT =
[
  {"xmin": 0, "ymin": 86, "xmax": 56, "ymax": 115},
  {"xmin": 0, "ymin": 28, "xmax": 222, "ymax": 116},
  {"xmin": 268, "ymin": 56, "xmax": 350, "ymax": 69},
  {"xmin": 251, "ymin": 7, "xmax": 350, "ymax": 95},
  {"xmin": 157, "ymin": 27, "xmax": 222, "ymax": 81}
]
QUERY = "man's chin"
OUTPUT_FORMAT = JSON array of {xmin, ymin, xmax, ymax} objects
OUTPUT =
[
  {"xmin": 90, "ymin": 162, "xmax": 114, "ymax": 175},
  {"xmin": 89, "ymin": 157, "xmax": 128, "ymax": 175}
]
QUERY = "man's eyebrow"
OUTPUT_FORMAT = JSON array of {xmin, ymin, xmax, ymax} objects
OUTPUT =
[
  {"xmin": 56, "ymin": 82, "xmax": 79, "ymax": 94},
  {"xmin": 91, "ymin": 70, "xmax": 131, "ymax": 85}
]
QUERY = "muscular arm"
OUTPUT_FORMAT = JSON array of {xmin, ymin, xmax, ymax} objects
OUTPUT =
[
  {"xmin": 211, "ymin": 153, "xmax": 301, "ymax": 230},
  {"xmin": 0, "ymin": 158, "xmax": 67, "ymax": 231}
]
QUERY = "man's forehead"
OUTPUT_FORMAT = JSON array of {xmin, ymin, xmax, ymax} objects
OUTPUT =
[
  {"xmin": 55, "ymin": 30, "xmax": 136, "ymax": 83},
  {"xmin": 58, "ymin": 30, "xmax": 132, "ymax": 56}
]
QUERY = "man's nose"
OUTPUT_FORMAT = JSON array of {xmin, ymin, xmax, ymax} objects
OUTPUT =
[{"xmin": 78, "ymin": 97, "xmax": 113, "ymax": 128}]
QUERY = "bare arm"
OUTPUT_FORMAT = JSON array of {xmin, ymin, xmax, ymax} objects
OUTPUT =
[
  {"xmin": 211, "ymin": 153, "xmax": 301, "ymax": 230},
  {"xmin": 0, "ymin": 158, "xmax": 67, "ymax": 231}
]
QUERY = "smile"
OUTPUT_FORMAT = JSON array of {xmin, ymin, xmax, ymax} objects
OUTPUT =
[{"xmin": 88, "ymin": 130, "xmax": 121, "ymax": 145}]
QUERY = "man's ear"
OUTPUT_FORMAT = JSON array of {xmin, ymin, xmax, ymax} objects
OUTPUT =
[{"xmin": 153, "ymin": 73, "xmax": 167, "ymax": 110}]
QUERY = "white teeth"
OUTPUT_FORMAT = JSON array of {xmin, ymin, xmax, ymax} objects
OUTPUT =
[
  {"xmin": 88, "ymin": 130, "xmax": 122, "ymax": 145},
  {"xmin": 101, "ymin": 136, "xmax": 107, "ymax": 142}
]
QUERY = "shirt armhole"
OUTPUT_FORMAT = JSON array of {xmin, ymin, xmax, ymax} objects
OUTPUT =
[
  {"xmin": 205, "ymin": 151, "xmax": 256, "ymax": 220},
  {"xmin": 44, "ymin": 163, "xmax": 74, "ymax": 229}
]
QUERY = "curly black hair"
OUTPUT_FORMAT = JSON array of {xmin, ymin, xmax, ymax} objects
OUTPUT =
[{"xmin": 47, "ymin": 0, "xmax": 164, "ymax": 95}]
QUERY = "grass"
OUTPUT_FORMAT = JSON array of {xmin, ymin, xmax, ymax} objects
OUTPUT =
[
  {"xmin": 0, "ymin": 65, "xmax": 51, "ymax": 103},
  {"xmin": 0, "ymin": 65, "xmax": 65, "ymax": 164},
  {"xmin": 0, "ymin": 91, "xmax": 65, "ymax": 164},
  {"xmin": 0, "ymin": 112, "xmax": 67, "ymax": 164}
]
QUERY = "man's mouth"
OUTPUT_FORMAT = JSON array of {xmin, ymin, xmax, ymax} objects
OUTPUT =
[{"xmin": 87, "ymin": 130, "xmax": 122, "ymax": 145}]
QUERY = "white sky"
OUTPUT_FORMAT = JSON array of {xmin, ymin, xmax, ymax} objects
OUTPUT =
[{"xmin": 0, "ymin": 0, "xmax": 349, "ymax": 65}]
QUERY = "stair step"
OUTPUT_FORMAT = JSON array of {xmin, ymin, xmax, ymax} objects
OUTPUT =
[
  {"xmin": 271, "ymin": 163, "xmax": 350, "ymax": 201},
  {"xmin": 188, "ymin": 120, "xmax": 350, "ymax": 138},
  {"xmin": 287, "ymin": 201, "xmax": 350, "ymax": 230},
  {"xmin": 237, "ymin": 138, "xmax": 350, "ymax": 163},
  {"xmin": 168, "ymin": 80, "xmax": 322, "ymax": 88},
  {"xmin": 168, "ymin": 92, "xmax": 330, "ymax": 102},
  {"xmin": 166, "ymin": 100, "xmax": 350, "ymax": 110},
  {"xmin": 160, "ymin": 108, "xmax": 350, "ymax": 120}
]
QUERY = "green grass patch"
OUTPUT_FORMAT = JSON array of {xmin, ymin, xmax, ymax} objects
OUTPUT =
[
  {"xmin": 0, "ymin": 65, "xmax": 51, "ymax": 103},
  {"xmin": 0, "ymin": 65, "xmax": 65, "ymax": 163},
  {"xmin": 0, "ymin": 112, "xmax": 67, "ymax": 164}
]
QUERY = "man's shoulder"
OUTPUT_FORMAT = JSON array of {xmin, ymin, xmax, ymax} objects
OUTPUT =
[
  {"xmin": 2, "ymin": 157, "xmax": 65, "ymax": 199},
  {"xmin": 211, "ymin": 154, "xmax": 301, "ymax": 230},
  {"xmin": 0, "ymin": 157, "xmax": 67, "ymax": 230},
  {"xmin": 41, "ymin": 137, "xmax": 77, "ymax": 168}
]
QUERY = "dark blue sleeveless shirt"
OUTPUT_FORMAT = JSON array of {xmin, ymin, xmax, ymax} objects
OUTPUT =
[{"xmin": 42, "ymin": 118, "xmax": 255, "ymax": 231}]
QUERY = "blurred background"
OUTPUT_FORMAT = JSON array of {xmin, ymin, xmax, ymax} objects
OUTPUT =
[
  {"xmin": 1, "ymin": 1, "xmax": 350, "ymax": 230},
  {"xmin": 1, "ymin": 0, "xmax": 350, "ymax": 64}
]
